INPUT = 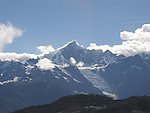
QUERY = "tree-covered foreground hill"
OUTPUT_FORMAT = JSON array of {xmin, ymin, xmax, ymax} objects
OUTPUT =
[{"xmin": 14, "ymin": 94, "xmax": 150, "ymax": 113}]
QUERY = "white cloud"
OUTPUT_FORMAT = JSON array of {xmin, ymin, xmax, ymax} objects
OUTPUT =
[
  {"xmin": 0, "ymin": 22, "xmax": 38, "ymax": 62},
  {"xmin": 0, "ymin": 22, "xmax": 22, "ymax": 52},
  {"xmin": 36, "ymin": 58, "xmax": 55, "ymax": 70},
  {"xmin": 87, "ymin": 24, "xmax": 150, "ymax": 56},
  {"xmin": 0, "ymin": 52, "xmax": 37, "ymax": 61},
  {"xmin": 120, "ymin": 24, "xmax": 150, "ymax": 41},
  {"xmin": 70, "ymin": 57, "xmax": 76, "ymax": 65},
  {"xmin": 37, "ymin": 45, "xmax": 55, "ymax": 54},
  {"xmin": 87, "ymin": 43, "xmax": 111, "ymax": 52}
]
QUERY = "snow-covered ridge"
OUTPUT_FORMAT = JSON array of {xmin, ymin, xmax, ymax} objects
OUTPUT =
[
  {"xmin": 0, "ymin": 40, "xmax": 118, "ymax": 62},
  {"xmin": 0, "ymin": 77, "xmax": 20, "ymax": 85},
  {"xmin": 0, "ymin": 40, "xmax": 124, "ymax": 79},
  {"xmin": 1, "ymin": 39, "xmax": 150, "ymax": 62},
  {"xmin": 57, "ymin": 40, "xmax": 84, "ymax": 50}
]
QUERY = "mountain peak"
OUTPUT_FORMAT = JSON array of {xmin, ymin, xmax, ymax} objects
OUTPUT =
[
  {"xmin": 67, "ymin": 40, "xmax": 79, "ymax": 46},
  {"xmin": 104, "ymin": 49, "xmax": 113, "ymax": 55},
  {"xmin": 58, "ymin": 40, "xmax": 83, "ymax": 50}
]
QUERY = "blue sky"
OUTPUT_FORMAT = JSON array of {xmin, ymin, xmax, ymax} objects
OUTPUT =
[{"xmin": 0, "ymin": 0, "xmax": 150, "ymax": 53}]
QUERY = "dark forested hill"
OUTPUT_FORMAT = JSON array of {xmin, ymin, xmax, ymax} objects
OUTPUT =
[{"xmin": 14, "ymin": 94, "xmax": 150, "ymax": 113}]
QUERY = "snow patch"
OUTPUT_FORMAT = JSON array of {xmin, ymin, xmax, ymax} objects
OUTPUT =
[
  {"xmin": 61, "ymin": 63, "xmax": 69, "ymax": 68},
  {"xmin": 25, "ymin": 65, "xmax": 34, "ymax": 75},
  {"xmin": 74, "ymin": 91, "xmax": 88, "ymax": 95},
  {"xmin": 63, "ymin": 77, "xmax": 69, "ymax": 82},
  {"xmin": 55, "ymin": 76, "xmax": 59, "ymax": 79},
  {"xmin": 0, "ymin": 77, "xmax": 20, "ymax": 85},
  {"xmin": 102, "ymin": 91, "xmax": 118, "ymax": 99},
  {"xmin": 70, "ymin": 57, "xmax": 76, "ymax": 65},
  {"xmin": 76, "ymin": 61, "xmax": 84, "ymax": 67},
  {"xmin": 73, "ymin": 78, "xmax": 81, "ymax": 83}
]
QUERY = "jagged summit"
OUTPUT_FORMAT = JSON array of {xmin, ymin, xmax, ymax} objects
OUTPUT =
[
  {"xmin": 104, "ymin": 49, "xmax": 113, "ymax": 55},
  {"xmin": 57, "ymin": 40, "xmax": 84, "ymax": 50},
  {"xmin": 65, "ymin": 40, "xmax": 81, "ymax": 48},
  {"xmin": 68, "ymin": 40, "xmax": 78, "ymax": 45}
]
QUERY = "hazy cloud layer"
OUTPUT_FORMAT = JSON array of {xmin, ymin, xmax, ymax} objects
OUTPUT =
[
  {"xmin": 0, "ymin": 22, "xmax": 22, "ymax": 52},
  {"xmin": 0, "ymin": 52, "xmax": 37, "ymax": 61},
  {"xmin": 87, "ymin": 24, "xmax": 150, "ymax": 56}
]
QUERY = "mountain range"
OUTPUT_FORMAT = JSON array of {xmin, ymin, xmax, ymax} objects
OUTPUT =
[{"xmin": 0, "ymin": 40, "xmax": 150, "ymax": 113}]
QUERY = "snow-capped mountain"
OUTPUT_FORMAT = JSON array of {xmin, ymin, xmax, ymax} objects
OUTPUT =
[
  {"xmin": 0, "ymin": 40, "xmax": 150, "ymax": 113},
  {"xmin": 102, "ymin": 54, "xmax": 150, "ymax": 98},
  {"xmin": 0, "ymin": 59, "xmax": 101, "ymax": 113},
  {"xmin": 45, "ymin": 40, "xmax": 124, "ymax": 66}
]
